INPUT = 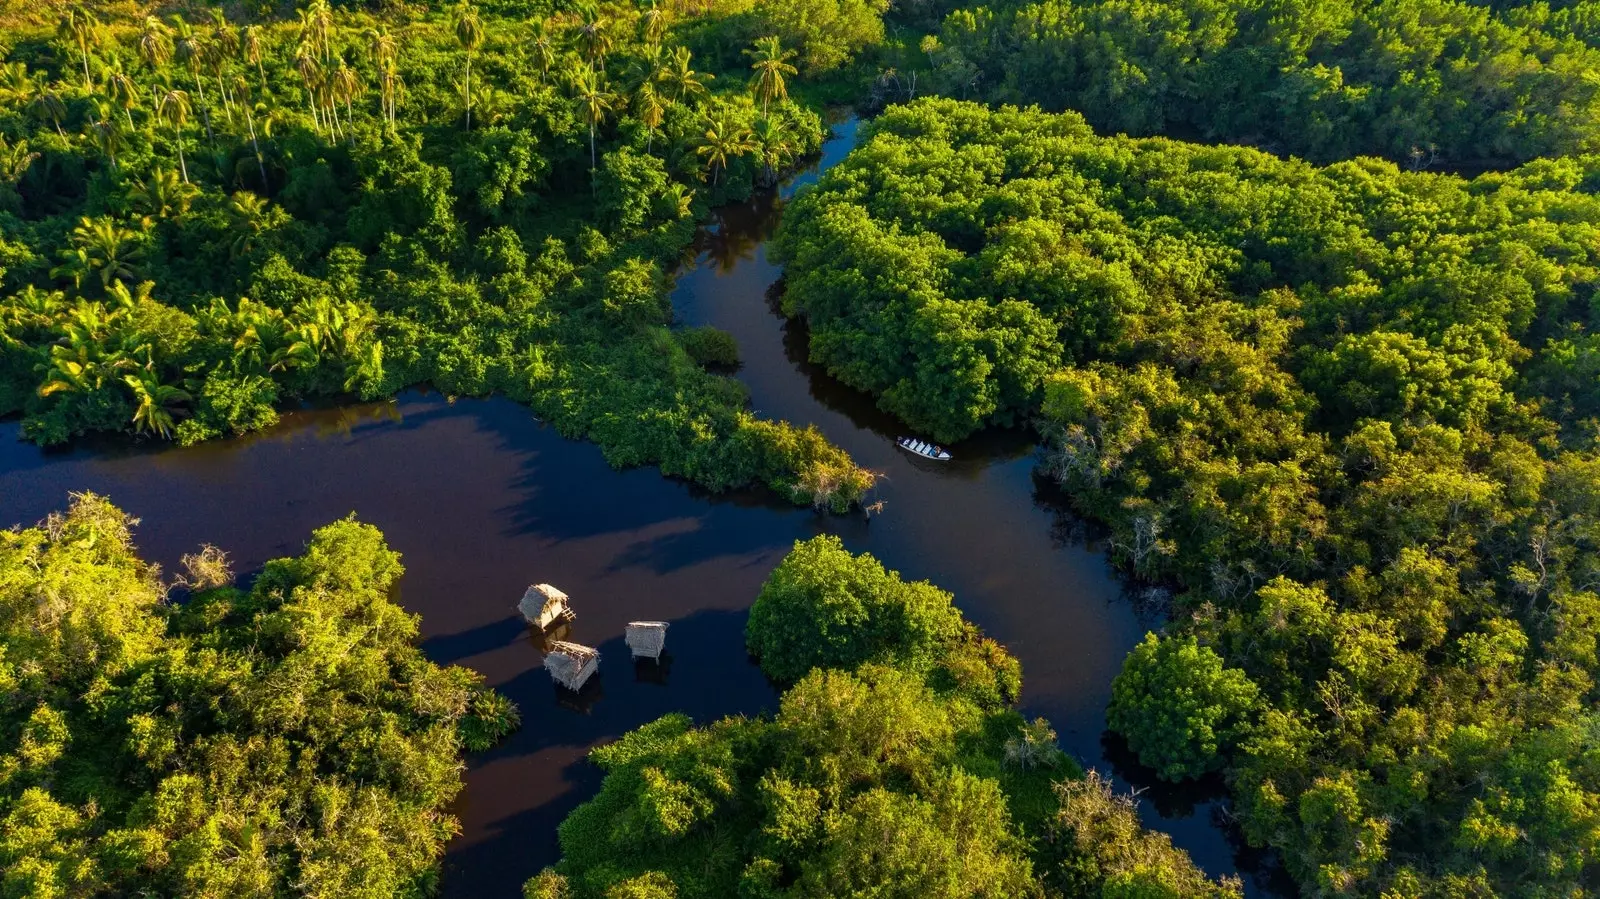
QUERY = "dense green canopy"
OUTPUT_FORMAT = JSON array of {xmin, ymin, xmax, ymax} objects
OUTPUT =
[
  {"xmin": 0, "ymin": 495, "xmax": 517, "ymax": 898},
  {"xmin": 0, "ymin": 0, "xmax": 874, "ymax": 509},
  {"xmin": 900, "ymin": 0, "xmax": 1600, "ymax": 165},
  {"xmin": 531, "ymin": 537, "xmax": 1237, "ymax": 899},
  {"xmin": 775, "ymin": 98, "xmax": 1600, "ymax": 895}
]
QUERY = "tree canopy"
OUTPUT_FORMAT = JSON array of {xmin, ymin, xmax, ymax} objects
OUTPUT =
[
  {"xmin": 0, "ymin": 494, "xmax": 517, "ymax": 898},
  {"xmin": 775, "ymin": 97, "xmax": 1600, "ymax": 895},
  {"xmin": 0, "ymin": 0, "xmax": 875, "ymax": 509},
  {"xmin": 530, "ymin": 537, "xmax": 1236, "ymax": 898}
]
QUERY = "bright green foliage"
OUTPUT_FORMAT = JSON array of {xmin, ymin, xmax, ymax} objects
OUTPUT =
[
  {"xmin": 745, "ymin": 535, "xmax": 965, "ymax": 682},
  {"xmin": 1108, "ymin": 635, "xmax": 1260, "ymax": 782},
  {"xmin": 915, "ymin": 0, "xmax": 1600, "ymax": 165},
  {"xmin": 537, "ymin": 539, "xmax": 1234, "ymax": 899},
  {"xmin": 675, "ymin": 325, "xmax": 739, "ymax": 367},
  {"xmin": 0, "ymin": 0, "xmax": 873, "ymax": 508},
  {"xmin": 0, "ymin": 495, "xmax": 516, "ymax": 898},
  {"xmin": 1044, "ymin": 771, "xmax": 1241, "ymax": 898},
  {"xmin": 777, "ymin": 98, "xmax": 1600, "ymax": 895}
]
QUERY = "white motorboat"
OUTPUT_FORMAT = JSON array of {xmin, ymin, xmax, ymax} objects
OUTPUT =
[{"xmin": 896, "ymin": 437, "xmax": 952, "ymax": 461}]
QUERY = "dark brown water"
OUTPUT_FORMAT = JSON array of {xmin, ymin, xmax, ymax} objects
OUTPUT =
[{"xmin": 0, "ymin": 118, "xmax": 1284, "ymax": 895}]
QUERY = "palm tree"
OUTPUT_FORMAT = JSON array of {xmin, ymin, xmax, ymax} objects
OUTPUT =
[
  {"xmin": 453, "ymin": 1, "xmax": 484, "ymax": 130},
  {"xmin": 28, "ymin": 81, "xmax": 66, "ymax": 137},
  {"xmin": 295, "ymin": 40, "xmax": 326, "ymax": 133},
  {"xmin": 661, "ymin": 46, "xmax": 709, "ymax": 106},
  {"xmin": 574, "ymin": 7, "xmax": 612, "ymax": 71},
  {"xmin": 209, "ymin": 10, "xmax": 240, "ymax": 113},
  {"xmin": 123, "ymin": 370, "xmax": 191, "ymax": 439},
  {"xmin": 367, "ymin": 27, "xmax": 402, "ymax": 128},
  {"xmin": 751, "ymin": 115, "xmax": 796, "ymax": 186},
  {"xmin": 58, "ymin": 6, "xmax": 100, "ymax": 92},
  {"xmin": 242, "ymin": 24, "xmax": 267, "ymax": 87},
  {"xmin": 232, "ymin": 77, "xmax": 270, "ymax": 189},
  {"xmin": 171, "ymin": 17, "xmax": 215, "ymax": 142},
  {"xmin": 53, "ymin": 216, "xmax": 143, "ymax": 291},
  {"xmin": 107, "ymin": 62, "xmax": 140, "ymax": 129},
  {"xmin": 694, "ymin": 112, "xmax": 755, "ymax": 186},
  {"xmin": 88, "ymin": 102, "xmax": 123, "ymax": 170},
  {"xmin": 138, "ymin": 17, "xmax": 173, "ymax": 72},
  {"xmin": 0, "ymin": 63, "xmax": 34, "ymax": 106},
  {"xmin": 127, "ymin": 169, "xmax": 196, "ymax": 219},
  {"xmin": 634, "ymin": 80, "xmax": 665, "ymax": 153},
  {"xmin": 527, "ymin": 20, "xmax": 556, "ymax": 82},
  {"xmin": 328, "ymin": 61, "xmax": 361, "ymax": 143},
  {"xmin": 226, "ymin": 191, "xmax": 271, "ymax": 257},
  {"xmin": 639, "ymin": 2, "xmax": 667, "ymax": 48},
  {"xmin": 156, "ymin": 88, "xmax": 192, "ymax": 182},
  {"xmin": 569, "ymin": 65, "xmax": 615, "ymax": 191},
  {"xmin": 745, "ymin": 36, "xmax": 797, "ymax": 116},
  {"xmin": 0, "ymin": 136, "xmax": 39, "ymax": 186}
]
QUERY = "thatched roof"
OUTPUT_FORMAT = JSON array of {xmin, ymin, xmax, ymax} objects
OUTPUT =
[
  {"xmin": 519, "ymin": 583, "xmax": 575, "ymax": 627},
  {"xmin": 625, "ymin": 621, "xmax": 669, "ymax": 659},
  {"xmin": 545, "ymin": 640, "xmax": 601, "ymax": 691}
]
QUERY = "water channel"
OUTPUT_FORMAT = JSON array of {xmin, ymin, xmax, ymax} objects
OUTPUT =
[{"xmin": 0, "ymin": 117, "xmax": 1281, "ymax": 895}]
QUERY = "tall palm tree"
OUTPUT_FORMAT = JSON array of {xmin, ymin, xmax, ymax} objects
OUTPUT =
[
  {"xmin": 574, "ymin": 7, "xmax": 612, "ymax": 72},
  {"xmin": 569, "ymin": 65, "xmax": 615, "ymax": 191},
  {"xmin": 367, "ymin": 27, "xmax": 402, "ymax": 128},
  {"xmin": 28, "ymin": 81, "xmax": 67, "ymax": 137},
  {"xmin": 661, "ymin": 46, "xmax": 709, "ymax": 106},
  {"xmin": 330, "ymin": 60, "xmax": 361, "ymax": 142},
  {"xmin": 295, "ymin": 40, "xmax": 326, "ymax": 133},
  {"xmin": 123, "ymin": 370, "xmax": 191, "ymax": 439},
  {"xmin": 639, "ymin": 2, "xmax": 667, "ymax": 48},
  {"xmin": 87, "ymin": 102, "xmax": 123, "ymax": 170},
  {"xmin": 209, "ymin": 10, "xmax": 240, "ymax": 112},
  {"xmin": 452, "ymin": 1, "xmax": 484, "ymax": 130},
  {"xmin": 156, "ymin": 88, "xmax": 192, "ymax": 182},
  {"xmin": 634, "ymin": 79, "xmax": 664, "ymax": 153},
  {"xmin": 527, "ymin": 20, "xmax": 556, "ymax": 82},
  {"xmin": 232, "ymin": 76, "xmax": 270, "ymax": 189},
  {"xmin": 58, "ymin": 6, "xmax": 100, "ymax": 92},
  {"xmin": 694, "ymin": 112, "xmax": 755, "ymax": 186},
  {"xmin": 171, "ymin": 17, "xmax": 215, "ymax": 142},
  {"xmin": 242, "ymin": 24, "xmax": 267, "ymax": 88},
  {"xmin": 107, "ymin": 62, "xmax": 140, "ymax": 129},
  {"xmin": 745, "ymin": 36, "xmax": 797, "ymax": 116},
  {"xmin": 138, "ymin": 17, "xmax": 173, "ymax": 72}
]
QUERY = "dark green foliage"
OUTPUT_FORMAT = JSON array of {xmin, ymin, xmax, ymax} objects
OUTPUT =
[
  {"xmin": 675, "ymin": 325, "xmax": 739, "ymax": 367},
  {"xmin": 0, "ymin": 0, "xmax": 873, "ymax": 509},
  {"xmin": 779, "ymin": 98, "xmax": 1600, "ymax": 895},
  {"xmin": 745, "ymin": 535, "xmax": 965, "ymax": 682},
  {"xmin": 0, "ymin": 495, "xmax": 516, "ymax": 898},
  {"xmin": 535, "ymin": 539, "xmax": 1235, "ymax": 899},
  {"xmin": 907, "ymin": 0, "xmax": 1600, "ymax": 165},
  {"xmin": 1107, "ymin": 635, "xmax": 1260, "ymax": 782}
]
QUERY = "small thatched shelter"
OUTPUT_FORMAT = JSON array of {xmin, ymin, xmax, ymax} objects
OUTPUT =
[
  {"xmin": 519, "ymin": 584, "xmax": 576, "ymax": 630},
  {"xmin": 625, "ymin": 621, "xmax": 669, "ymax": 660},
  {"xmin": 544, "ymin": 640, "xmax": 600, "ymax": 691}
]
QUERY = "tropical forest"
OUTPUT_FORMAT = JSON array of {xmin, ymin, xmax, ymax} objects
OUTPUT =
[{"xmin": 0, "ymin": 0, "xmax": 1596, "ymax": 896}]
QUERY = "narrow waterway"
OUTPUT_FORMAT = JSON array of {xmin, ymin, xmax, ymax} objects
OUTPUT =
[{"xmin": 0, "ymin": 118, "xmax": 1279, "ymax": 895}]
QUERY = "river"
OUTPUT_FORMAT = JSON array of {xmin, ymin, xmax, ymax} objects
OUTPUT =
[{"xmin": 0, "ymin": 116, "xmax": 1282, "ymax": 895}]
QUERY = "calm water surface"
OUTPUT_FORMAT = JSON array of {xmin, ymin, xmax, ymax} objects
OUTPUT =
[{"xmin": 0, "ymin": 118, "xmax": 1282, "ymax": 895}]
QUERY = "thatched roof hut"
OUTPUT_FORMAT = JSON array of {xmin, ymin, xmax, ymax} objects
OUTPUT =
[
  {"xmin": 519, "ymin": 583, "xmax": 576, "ymax": 630},
  {"xmin": 625, "ymin": 621, "xmax": 669, "ymax": 660},
  {"xmin": 544, "ymin": 640, "xmax": 600, "ymax": 691}
]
